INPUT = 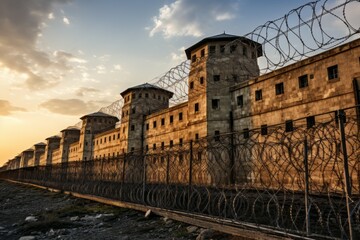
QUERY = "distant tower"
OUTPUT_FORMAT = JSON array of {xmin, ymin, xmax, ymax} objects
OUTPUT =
[
  {"xmin": 59, "ymin": 127, "xmax": 80, "ymax": 163},
  {"xmin": 20, "ymin": 148, "xmax": 34, "ymax": 168},
  {"xmin": 78, "ymin": 112, "xmax": 118, "ymax": 160},
  {"xmin": 44, "ymin": 136, "xmax": 61, "ymax": 165},
  {"xmin": 33, "ymin": 142, "xmax": 46, "ymax": 166},
  {"xmin": 184, "ymin": 33, "xmax": 262, "ymax": 138},
  {"xmin": 120, "ymin": 83, "xmax": 173, "ymax": 152}
]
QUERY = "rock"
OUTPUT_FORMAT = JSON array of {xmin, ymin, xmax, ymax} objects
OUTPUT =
[
  {"xmin": 19, "ymin": 236, "xmax": 36, "ymax": 240},
  {"xmin": 186, "ymin": 226, "xmax": 199, "ymax": 233},
  {"xmin": 25, "ymin": 216, "xmax": 37, "ymax": 222},
  {"xmin": 196, "ymin": 229, "xmax": 215, "ymax": 240},
  {"xmin": 0, "ymin": 226, "xmax": 5, "ymax": 230},
  {"xmin": 144, "ymin": 209, "xmax": 152, "ymax": 218},
  {"xmin": 70, "ymin": 216, "xmax": 79, "ymax": 221}
]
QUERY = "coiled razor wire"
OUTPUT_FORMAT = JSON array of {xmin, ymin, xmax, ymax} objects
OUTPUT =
[{"xmin": 98, "ymin": 0, "xmax": 359, "ymax": 120}]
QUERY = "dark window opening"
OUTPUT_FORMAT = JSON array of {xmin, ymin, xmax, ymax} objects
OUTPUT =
[
  {"xmin": 214, "ymin": 130, "xmax": 220, "ymax": 141},
  {"xmin": 161, "ymin": 142, "xmax": 164, "ymax": 150},
  {"xmin": 190, "ymin": 81, "xmax": 194, "ymax": 89},
  {"xmin": 179, "ymin": 112, "xmax": 183, "ymax": 121},
  {"xmin": 255, "ymin": 89, "xmax": 262, "ymax": 101},
  {"xmin": 213, "ymin": 75, "xmax": 220, "ymax": 82},
  {"xmin": 146, "ymin": 123, "xmax": 149, "ymax": 130},
  {"xmin": 212, "ymin": 99, "xmax": 220, "ymax": 109},
  {"xmin": 161, "ymin": 118, "xmax": 165, "ymax": 126},
  {"xmin": 191, "ymin": 54, "xmax": 196, "ymax": 63},
  {"xmin": 170, "ymin": 140, "xmax": 173, "ymax": 148},
  {"xmin": 145, "ymin": 93, "xmax": 149, "ymax": 98},
  {"xmin": 327, "ymin": 65, "xmax": 338, "ymax": 80},
  {"xmin": 131, "ymin": 125, "xmax": 135, "ymax": 131},
  {"xmin": 275, "ymin": 82, "xmax": 284, "ymax": 95},
  {"xmin": 243, "ymin": 46, "xmax": 247, "ymax": 57},
  {"xmin": 230, "ymin": 45, "xmax": 237, "ymax": 53},
  {"xmin": 200, "ymin": 77, "xmax": 204, "ymax": 84},
  {"xmin": 179, "ymin": 138, "xmax": 183, "ymax": 147},
  {"xmin": 139, "ymin": 93, "xmax": 142, "ymax": 98},
  {"xmin": 132, "ymin": 107, "xmax": 136, "ymax": 114},
  {"xmin": 195, "ymin": 133, "xmax": 199, "ymax": 141},
  {"xmin": 153, "ymin": 121, "xmax": 157, "ymax": 128},
  {"xmin": 237, "ymin": 95, "xmax": 243, "ymax": 107},
  {"xmin": 145, "ymin": 145, "xmax": 149, "ymax": 151},
  {"xmin": 220, "ymin": 45, "xmax": 225, "ymax": 53},
  {"xmin": 170, "ymin": 115, "xmax": 173, "ymax": 124},
  {"xmin": 194, "ymin": 103, "xmax": 199, "ymax": 112},
  {"xmin": 285, "ymin": 120, "xmax": 294, "ymax": 132},
  {"xmin": 298, "ymin": 75, "xmax": 309, "ymax": 88},
  {"xmin": 200, "ymin": 49, "xmax": 205, "ymax": 57},
  {"xmin": 153, "ymin": 144, "xmax": 156, "ymax": 150},
  {"xmin": 209, "ymin": 46, "xmax": 216, "ymax": 54},
  {"xmin": 307, "ymin": 116, "xmax": 315, "ymax": 129},
  {"xmin": 261, "ymin": 125, "xmax": 268, "ymax": 135},
  {"xmin": 243, "ymin": 128, "xmax": 250, "ymax": 139}
]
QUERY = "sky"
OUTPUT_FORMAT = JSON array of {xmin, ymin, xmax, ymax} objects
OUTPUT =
[{"xmin": 0, "ymin": 0, "xmax": 358, "ymax": 166}]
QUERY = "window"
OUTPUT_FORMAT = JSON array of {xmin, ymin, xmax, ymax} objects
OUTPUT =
[
  {"xmin": 191, "ymin": 54, "xmax": 196, "ymax": 63},
  {"xmin": 139, "ymin": 93, "xmax": 142, "ymax": 98},
  {"xmin": 117, "ymin": 133, "xmax": 120, "ymax": 139},
  {"xmin": 195, "ymin": 133, "xmax": 199, "ymax": 141},
  {"xmin": 298, "ymin": 74, "xmax": 309, "ymax": 88},
  {"xmin": 145, "ymin": 145, "xmax": 149, "ymax": 151},
  {"xmin": 179, "ymin": 112, "xmax": 183, "ymax": 121},
  {"xmin": 230, "ymin": 45, "xmax": 237, "ymax": 53},
  {"xmin": 197, "ymin": 151, "xmax": 202, "ymax": 161},
  {"xmin": 243, "ymin": 46, "xmax": 247, "ymax": 57},
  {"xmin": 153, "ymin": 121, "xmax": 157, "ymax": 128},
  {"xmin": 161, "ymin": 142, "xmax": 164, "ymax": 150},
  {"xmin": 200, "ymin": 49, "xmax": 205, "ymax": 57},
  {"xmin": 109, "ymin": 136, "xmax": 111, "ymax": 141},
  {"xmin": 327, "ymin": 65, "xmax": 338, "ymax": 80},
  {"xmin": 132, "ymin": 93, "xmax": 136, "ymax": 99},
  {"xmin": 212, "ymin": 99, "xmax": 220, "ymax": 109},
  {"xmin": 113, "ymin": 135, "xmax": 115, "ymax": 140},
  {"xmin": 275, "ymin": 82, "xmax": 284, "ymax": 95},
  {"xmin": 194, "ymin": 103, "xmax": 199, "ymax": 112},
  {"xmin": 130, "ymin": 147, "xmax": 134, "ymax": 152},
  {"xmin": 132, "ymin": 107, "xmax": 136, "ymax": 114},
  {"xmin": 255, "ymin": 89, "xmax": 262, "ymax": 101},
  {"xmin": 243, "ymin": 128, "xmax": 250, "ymax": 139},
  {"xmin": 170, "ymin": 115, "xmax": 173, "ymax": 124},
  {"xmin": 170, "ymin": 140, "xmax": 173, "ymax": 148},
  {"xmin": 209, "ymin": 46, "xmax": 216, "ymax": 54},
  {"xmin": 131, "ymin": 125, "xmax": 135, "ymax": 131},
  {"xmin": 307, "ymin": 116, "xmax": 315, "ymax": 129},
  {"xmin": 237, "ymin": 95, "xmax": 243, "ymax": 107},
  {"xmin": 153, "ymin": 143, "xmax": 156, "ymax": 150},
  {"xmin": 146, "ymin": 123, "xmax": 149, "ymax": 130},
  {"xmin": 145, "ymin": 93, "xmax": 149, "ymax": 98},
  {"xmin": 190, "ymin": 81, "xmax": 194, "ymax": 89},
  {"xmin": 104, "ymin": 137, "xmax": 106, "ymax": 143},
  {"xmin": 213, "ymin": 75, "xmax": 220, "ymax": 82},
  {"xmin": 214, "ymin": 130, "xmax": 220, "ymax": 141},
  {"xmin": 261, "ymin": 125, "xmax": 268, "ymax": 135},
  {"xmin": 123, "ymin": 127, "xmax": 126, "ymax": 133},
  {"xmin": 285, "ymin": 120, "xmax": 293, "ymax": 132},
  {"xmin": 220, "ymin": 45, "xmax": 225, "ymax": 53},
  {"xmin": 161, "ymin": 118, "xmax": 165, "ymax": 126},
  {"xmin": 179, "ymin": 138, "xmax": 183, "ymax": 147},
  {"xmin": 100, "ymin": 139, "xmax": 102, "ymax": 144},
  {"xmin": 199, "ymin": 77, "xmax": 204, "ymax": 84},
  {"xmin": 179, "ymin": 154, "xmax": 183, "ymax": 164}
]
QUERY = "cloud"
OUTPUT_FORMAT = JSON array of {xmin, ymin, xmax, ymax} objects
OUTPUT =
[
  {"xmin": 40, "ymin": 98, "xmax": 107, "ymax": 116},
  {"xmin": 0, "ymin": 100, "xmax": 27, "ymax": 116},
  {"xmin": 48, "ymin": 12, "xmax": 55, "ymax": 20},
  {"xmin": 75, "ymin": 87, "xmax": 100, "ymax": 97},
  {"xmin": 171, "ymin": 47, "xmax": 186, "ymax": 62},
  {"xmin": 113, "ymin": 64, "xmax": 122, "ymax": 71},
  {"xmin": 148, "ymin": 0, "xmax": 239, "ymax": 38},
  {"xmin": 0, "ymin": 0, "xmax": 73, "ymax": 91},
  {"xmin": 63, "ymin": 17, "xmax": 70, "ymax": 25}
]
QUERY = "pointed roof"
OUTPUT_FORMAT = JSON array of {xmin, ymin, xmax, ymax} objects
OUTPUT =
[
  {"xmin": 184, "ymin": 33, "xmax": 262, "ymax": 59},
  {"xmin": 120, "ymin": 83, "xmax": 173, "ymax": 98},
  {"xmin": 80, "ymin": 111, "xmax": 119, "ymax": 120}
]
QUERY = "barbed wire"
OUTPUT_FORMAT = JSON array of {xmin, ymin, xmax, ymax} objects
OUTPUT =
[{"xmin": 97, "ymin": 0, "xmax": 359, "ymax": 121}]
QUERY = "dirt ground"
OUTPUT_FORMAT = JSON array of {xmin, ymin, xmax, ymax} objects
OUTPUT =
[{"xmin": 0, "ymin": 180, "xmax": 240, "ymax": 240}]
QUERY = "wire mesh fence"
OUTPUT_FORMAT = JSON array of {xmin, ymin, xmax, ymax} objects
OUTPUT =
[{"xmin": 1, "ymin": 106, "xmax": 360, "ymax": 239}]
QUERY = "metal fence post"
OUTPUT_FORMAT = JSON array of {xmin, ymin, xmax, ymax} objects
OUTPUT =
[
  {"xmin": 303, "ymin": 137, "xmax": 310, "ymax": 236},
  {"xmin": 188, "ymin": 140, "xmax": 193, "ymax": 211},
  {"xmin": 338, "ymin": 109, "xmax": 354, "ymax": 240},
  {"xmin": 142, "ymin": 154, "xmax": 147, "ymax": 204}
]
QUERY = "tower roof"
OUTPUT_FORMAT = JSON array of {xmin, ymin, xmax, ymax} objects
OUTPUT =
[
  {"xmin": 184, "ymin": 33, "xmax": 263, "ymax": 59},
  {"xmin": 120, "ymin": 83, "xmax": 173, "ymax": 98},
  {"xmin": 80, "ymin": 111, "xmax": 119, "ymax": 120},
  {"xmin": 61, "ymin": 126, "xmax": 81, "ymax": 132},
  {"xmin": 45, "ymin": 135, "xmax": 61, "ymax": 141},
  {"xmin": 34, "ymin": 142, "xmax": 46, "ymax": 146}
]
